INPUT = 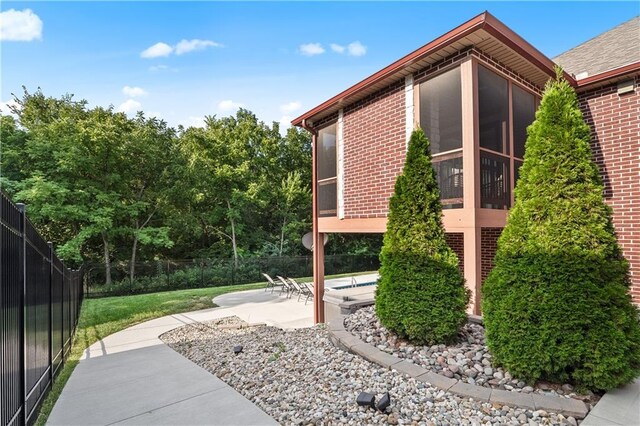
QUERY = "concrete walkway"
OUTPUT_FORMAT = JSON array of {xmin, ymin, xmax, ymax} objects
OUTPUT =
[
  {"xmin": 581, "ymin": 378, "xmax": 640, "ymax": 426},
  {"xmin": 48, "ymin": 274, "xmax": 377, "ymax": 425}
]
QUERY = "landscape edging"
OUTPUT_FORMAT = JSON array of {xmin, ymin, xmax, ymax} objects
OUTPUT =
[{"xmin": 326, "ymin": 314, "xmax": 589, "ymax": 419}]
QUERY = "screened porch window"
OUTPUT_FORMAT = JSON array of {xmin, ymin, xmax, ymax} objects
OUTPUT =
[
  {"xmin": 479, "ymin": 66, "xmax": 510, "ymax": 209},
  {"xmin": 420, "ymin": 66, "xmax": 463, "ymax": 209},
  {"xmin": 317, "ymin": 123, "xmax": 337, "ymax": 217},
  {"xmin": 478, "ymin": 65, "xmax": 539, "ymax": 208},
  {"xmin": 512, "ymin": 84, "xmax": 536, "ymax": 187}
]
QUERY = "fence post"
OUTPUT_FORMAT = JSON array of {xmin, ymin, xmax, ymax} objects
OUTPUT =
[
  {"xmin": 16, "ymin": 203, "xmax": 27, "ymax": 426},
  {"xmin": 48, "ymin": 242, "xmax": 54, "ymax": 392}
]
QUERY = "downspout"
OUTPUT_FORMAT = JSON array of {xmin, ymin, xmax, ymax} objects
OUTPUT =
[{"xmin": 301, "ymin": 119, "xmax": 325, "ymax": 324}]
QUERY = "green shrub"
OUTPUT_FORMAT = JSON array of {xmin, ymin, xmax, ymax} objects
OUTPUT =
[
  {"xmin": 375, "ymin": 129, "xmax": 468, "ymax": 344},
  {"xmin": 482, "ymin": 70, "xmax": 640, "ymax": 391}
]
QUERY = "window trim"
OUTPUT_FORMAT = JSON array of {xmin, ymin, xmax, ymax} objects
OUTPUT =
[
  {"xmin": 316, "ymin": 122, "xmax": 338, "ymax": 217},
  {"xmin": 418, "ymin": 65, "xmax": 464, "ymax": 157}
]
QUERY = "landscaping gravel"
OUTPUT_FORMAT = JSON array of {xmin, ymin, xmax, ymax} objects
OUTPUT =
[
  {"xmin": 345, "ymin": 306, "xmax": 597, "ymax": 406},
  {"xmin": 161, "ymin": 317, "xmax": 577, "ymax": 425}
]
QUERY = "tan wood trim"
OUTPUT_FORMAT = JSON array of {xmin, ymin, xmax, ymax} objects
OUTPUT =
[
  {"xmin": 413, "ymin": 79, "xmax": 420, "ymax": 132},
  {"xmin": 318, "ymin": 177, "xmax": 337, "ymax": 185},
  {"xmin": 313, "ymin": 231, "xmax": 325, "ymax": 323},
  {"xmin": 476, "ymin": 208, "xmax": 508, "ymax": 227},
  {"xmin": 508, "ymin": 81, "xmax": 516, "ymax": 207},
  {"xmin": 461, "ymin": 58, "xmax": 477, "ymax": 211},
  {"xmin": 432, "ymin": 148, "xmax": 463, "ymax": 161},
  {"xmin": 311, "ymin": 130, "xmax": 326, "ymax": 324},
  {"xmin": 318, "ymin": 213, "xmax": 492, "ymax": 234},
  {"xmin": 442, "ymin": 209, "xmax": 473, "ymax": 229},
  {"xmin": 463, "ymin": 58, "xmax": 482, "ymax": 315},
  {"xmin": 479, "ymin": 146, "xmax": 510, "ymax": 158},
  {"xmin": 318, "ymin": 217, "xmax": 387, "ymax": 233}
]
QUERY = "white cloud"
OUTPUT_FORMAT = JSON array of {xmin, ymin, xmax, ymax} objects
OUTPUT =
[
  {"xmin": 142, "ymin": 39, "xmax": 222, "ymax": 59},
  {"xmin": 149, "ymin": 64, "xmax": 169, "ymax": 72},
  {"xmin": 0, "ymin": 99, "xmax": 20, "ymax": 115},
  {"xmin": 280, "ymin": 101, "xmax": 301, "ymax": 114},
  {"xmin": 347, "ymin": 41, "xmax": 367, "ymax": 57},
  {"xmin": 330, "ymin": 43, "xmax": 345, "ymax": 54},
  {"xmin": 122, "ymin": 86, "xmax": 147, "ymax": 98},
  {"xmin": 141, "ymin": 42, "xmax": 173, "ymax": 59},
  {"xmin": 0, "ymin": 9, "xmax": 43, "ymax": 41},
  {"xmin": 118, "ymin": 99, "xmax": 142, "ymax": 114},
  {"xmin": 278, "ymin": 115, "xmax": 292, "ymax": 134},
  {"xmin": 217, "ymin": 100, "xmax": 243, "ymax": 112},
  {"xmin": 175, "ymin": 39, "xmax": 222, "ymax": 55},
  {"xmin": 299, "ymin": 43, "xmax": 325, "ymax": 56}
]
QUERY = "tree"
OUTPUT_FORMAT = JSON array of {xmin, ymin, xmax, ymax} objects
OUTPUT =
[
  {"xmin": 375, "ymin": 128, "xmax": 468, "ymax": 344},
  {"xmin": 275, "ymin": 171, "xmax": 310, "ymax": 256},
  {"xmin": 121, "ymin": 113, "xmax": 176, "ymax": 282},
  {"xmin": 481, "ymin": 70, "xmax": 640, "ymax": 391},
  {"xmin": 0, "ymin": 115, "xmax": 28, "ymax": 194}
]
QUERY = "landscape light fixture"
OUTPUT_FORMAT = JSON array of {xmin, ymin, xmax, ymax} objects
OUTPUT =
[
  {"xmin": 233, "ymin": 345, "xmax": 243, "ymax": 355},
  {"xmin": 376, "ymin": 392, "xmax": 391, "ymax": 412},
  {"xmin": 356, "ymin": 391, "xmax": 376, "ymax": 408}
]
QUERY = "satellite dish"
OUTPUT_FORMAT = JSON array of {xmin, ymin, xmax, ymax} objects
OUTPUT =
[{"xmin": 302, "ymin": 232, "xmax": 328, "ymax": 251}]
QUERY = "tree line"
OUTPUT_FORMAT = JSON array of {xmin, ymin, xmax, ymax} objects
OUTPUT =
[{"xmin": 1, "ymin": 88, "xmax": 380, "ymax": 285}]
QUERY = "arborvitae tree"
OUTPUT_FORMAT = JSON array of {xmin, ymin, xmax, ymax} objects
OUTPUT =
[
  {"xmin": 375, "ymin": 128, "xmax": 468, "ymax": 344},
  {"xmin": 482, "ymin": 70, "xmax": 640, "ymax": 391}
]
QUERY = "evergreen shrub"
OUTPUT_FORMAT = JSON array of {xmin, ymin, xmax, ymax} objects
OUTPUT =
[
  {"xmin": 375, "ymin": 129, "xmax": 468, "ymax": 344},
  {"xmin": 482, "ymin": 70, "xmax": 640, "ymax": 391}
]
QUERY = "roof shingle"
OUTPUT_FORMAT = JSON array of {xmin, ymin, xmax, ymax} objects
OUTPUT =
[{"xmin": 553, "ymin": 16, "xmax": 640, "ymax": 79}]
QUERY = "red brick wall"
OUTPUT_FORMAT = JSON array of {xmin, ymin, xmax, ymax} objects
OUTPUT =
[
  {"xmin": 481, "ymin": 227, "xmax": 503, "ymax": 283},
  {"xmin": 445, "ymin": 232, "xmax": 464, "ymax": 274},
  {"xmin": 579, "ymin": 75, "xmax": 640, "ymax": 304},
  {"xmin": 342, "ymin": 81, "xmax": 406, "ymax": 219}
]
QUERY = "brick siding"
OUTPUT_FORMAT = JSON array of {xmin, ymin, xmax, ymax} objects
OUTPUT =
[
  {"xmin": 342, "ymin": 81, "xmax": 406, "ymax": 219},
  {"xmin": 445, "ymin": 232, "xmax": 465, "ymax": 274},
  {"xmin": 481, "ymin": 228, "xmax": 503, "ymax": 283},
  {"xmin": 579, "ymin": 76, "xmax": 640, "ymax": 304}
]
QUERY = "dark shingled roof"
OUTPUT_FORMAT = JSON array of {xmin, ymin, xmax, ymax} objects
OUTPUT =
[{"xmin": 553, "ymin": 16, "xmax": 640, "ymax": 79}]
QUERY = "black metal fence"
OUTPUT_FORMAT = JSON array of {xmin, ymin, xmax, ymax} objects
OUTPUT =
[
  {"xmin": 1, "ymin": 192, "xmax": 83, "ymax": 426},
  {"xmin": 86, "ymin": 254, "xmax": 380, "ymax": 297}
]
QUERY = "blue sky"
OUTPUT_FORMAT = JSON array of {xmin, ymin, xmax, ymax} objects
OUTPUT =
[{"xmin": 1, "ymin": 1, "xmax": 638, "ymax": 130}]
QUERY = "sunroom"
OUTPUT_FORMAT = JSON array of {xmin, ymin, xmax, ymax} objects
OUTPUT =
[{"xmin": 295, "ymin": 12, "xmax": 565, "ymax": 321}]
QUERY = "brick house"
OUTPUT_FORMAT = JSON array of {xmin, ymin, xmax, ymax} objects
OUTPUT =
[{"xmin": 292, "ymin": 12, "xmax": 640, "ymax": 322}]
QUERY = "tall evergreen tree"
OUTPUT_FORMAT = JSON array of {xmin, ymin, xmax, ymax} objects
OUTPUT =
[
  {"xmin": 375, "ymin": 128, "xmax": 468, "ymax": 344},
  {"xmin": 482, "ymin": 70, "xmax": 640, "ymax": 391}
]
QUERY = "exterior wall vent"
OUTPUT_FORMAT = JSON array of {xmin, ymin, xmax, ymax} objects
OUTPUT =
[{"xmin": 617, "ymin": 79, "xmax": 635, "ymax": 95}]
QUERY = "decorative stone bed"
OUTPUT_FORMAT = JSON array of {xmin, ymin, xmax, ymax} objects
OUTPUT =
[
  {"xmin": 161, "ymin": 316, "xmax": 578, "ymax": 425},
  {"xmin": 343, "ymin": 307, "xmax": 599, "ymax": 405}
]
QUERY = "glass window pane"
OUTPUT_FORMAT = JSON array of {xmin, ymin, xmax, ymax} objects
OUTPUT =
[
  {"xmin": 512, "ymin": 85, "xmax": 536, "ymax": 159},
  {"xmin": 318, "ymin": 124, "xmax": 336, "ymax": 180},
  {"xmin": 318, "ymin": 180, "xmax": 337, "ymax": 216},
  {"xmin": 478, "ymin": 66, "xmax": 509, "ymax": 154},
  {"xmin": 480, "ymin": 151, "xmax": 510, "ymax": 209},
  {"xmin": 420, "ymin": 67, "xmax": 462, "ymax": 154},
  {"xmin": 433, "ymin": 154, "xmax": 463, "ymax": 209}
]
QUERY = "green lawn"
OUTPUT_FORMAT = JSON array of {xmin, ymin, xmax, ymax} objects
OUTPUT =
[{"xmin": 36, "ymin": 270, "xmax": 377, "ymax": 425}]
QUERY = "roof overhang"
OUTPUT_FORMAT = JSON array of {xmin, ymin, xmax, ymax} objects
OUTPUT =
[
  {"xmin": 574, "ymin": 61, "xmax": 640, "ymax": 90},
  {"xmin": 292, "ymin": 11, "xmax": 574, "ymax": 128}
]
